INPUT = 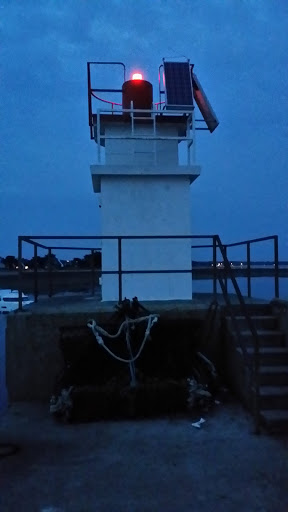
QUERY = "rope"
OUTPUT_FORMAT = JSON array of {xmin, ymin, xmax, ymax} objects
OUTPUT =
[
  {"xmin": 125, "ymin": 319, "xmax": 137, "ymax": 387},
  {"xmin": 87, "ymin": 315, "xmax": 158, "ymax": 364}
]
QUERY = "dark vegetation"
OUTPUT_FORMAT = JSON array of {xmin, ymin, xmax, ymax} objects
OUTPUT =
[
  {"xmin": 0, "ymin": 253, "xmax": 286, "ymax": 271},
  {"xmin": 0, "ymin": 252, "xmax": 102, "ymax": 270}
]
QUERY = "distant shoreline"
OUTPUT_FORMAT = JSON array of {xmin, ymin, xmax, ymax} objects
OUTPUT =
[{"xmin": 0, "ymin": 268, "xmax": 286, "ymax": 294}]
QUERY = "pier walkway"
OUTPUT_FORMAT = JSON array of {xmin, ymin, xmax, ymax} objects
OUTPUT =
[
  {"xmin": 1, "ymin": 400, "xmax": 287, "ymax": 511},
  {"xmin": 21, "ymin": 291, "xmax": 269, "ymax": 315}
]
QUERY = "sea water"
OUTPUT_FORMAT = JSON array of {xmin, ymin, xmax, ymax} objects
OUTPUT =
[{"xmin": 193, "ymin": 276, "xmax": 288, "ymax": 301}]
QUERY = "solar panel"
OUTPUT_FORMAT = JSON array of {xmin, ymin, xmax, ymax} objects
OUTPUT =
[
  {"xmin": 192, "ymin": 73, "xmax": 219, "ymax": 133},
  {"xmin": 163, "ymin": 61, "xmax": 194, "ymax": 110}
]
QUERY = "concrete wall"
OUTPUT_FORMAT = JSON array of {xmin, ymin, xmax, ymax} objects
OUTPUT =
[
  {"xmin": 6, "ymin": 308, "xmax": 211, "ymax": 402},
  {"xmin": 101, "ymin": 175, "xmax": 192, "ymax": 301},
  {"xmin": 223, "ymin": 328, "xmax": 253, "ymax": 411},
  {"xmin": 104, "ymin": 123, "xmax": 179, "ymax": 167},
  {"xmin": 0, "ymin": 315, "xmax": 8, "ymax": 412},
  {"xmin": 6, "ymin": 312, "xmax": 95, "ymax": 401},
  {"xmin": 271, "ymin": 299, "xmax": 288, "ymax": 346}
]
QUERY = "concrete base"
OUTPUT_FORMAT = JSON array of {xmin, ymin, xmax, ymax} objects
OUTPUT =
[
  {"xmin": 5, "ymin": 294, "xmax": 269, "ymax": 402},
  {"xmin": 5, "ymin": 300, "xmax": 209, "ymax": 402}
]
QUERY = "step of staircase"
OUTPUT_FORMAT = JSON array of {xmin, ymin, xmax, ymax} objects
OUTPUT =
[
  {"xmin": 226, "ymin": 315, "xmax": 278, "ymax": 330},
  {"xmin": 225, "ymin": 307, "xmax": 288, "ymax": 434},
  {"xmin": 260, "ymin": 409, "xmax": 288, "ymax": 433},
  {"xmin": 222, "ymin": 304, "xmax": 271, "ymax": 316},
  {"xmin": 259, "ymin": 366, "xmax": 288, "ymax": 386},
  {"xmin": 237, "ymin": 330, "xmax": 284, "ymax": 347},
  {"xmin": 259, "ymin": 385, "xmax": 288, "ymax": 409},
  {"xmin": 241, "ymin": 347, "xmax": 288, "ymax": 365}
]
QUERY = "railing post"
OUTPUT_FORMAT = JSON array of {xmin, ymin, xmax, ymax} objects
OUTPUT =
[
  {"xmin": 247, "ymin": 242, "xmax": 251, "ymax": 298},
  {"xmin": 223, "ymin": 245, "xmax": 228, "ymax": 295},
  {"xmin": 48, "ymin": 248, "xmax": 53, "ymax": 298},
  {"xmin": 254, "ymin": 345, "xmax": 261, "ymax": 435},
  {"xmin": 91, "ymin": 249, "xmax": 95, "ymax": 296},
  {"xmin": 96, "ymin": 109, "xmax": 101, "ymax": 164},
  {"xmin": 118, "ymin": 237, "xmax": 122, "ymax": 303},
  {"xmin": 213, "ymin": 236, "xmax": 217, "ymax": 297},
  {"xmin": 191, "ymin": 238, "xmax": 193, "ymax": 300},
  {"xmin": 192, "ymin": 109, "xmax": 196, "ymax": 164},
  {"xmin": 34, "ymin": 244, "xmax": 38, "ymax": 303},
  {"xmin": 274, "ymin": 236, "xmax": 279, "ymax": 299},
  {"xmin": 253, "ymin": 309, "xmax": 261, "ymax": 434},
  {"xmin": 18, "ymin": 236, "xmax": 23, "ymax": 312},
  {"xmin": 153, "ymin": 108, "xmax": 157, "ymax": 166}
]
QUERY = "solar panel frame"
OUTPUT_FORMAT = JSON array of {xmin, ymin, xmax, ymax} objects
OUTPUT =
[
  {"xmin": 192, "ymin": 72, "xmax": 219, "ymax": 133},
  {"xmin": 163, "ymin": 61, "xmax": 194, "ymax": 110}
]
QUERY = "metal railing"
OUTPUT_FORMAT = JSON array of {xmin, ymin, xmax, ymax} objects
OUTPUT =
[
  {"xmin": 16, "ymin": 233, "xmax": 280, "ymax": 432},
  {"xmin": 214, "ymin": 235, "xmax": 262, "ymax": 433},
  {"xmin": 191, "ymin": 234, "xmax": 279, "ymax": 299},
  {"xmin": 17, "ymin": 234, "xmax": 280, "ymax": 307},
  {"xmin": 224, "ymin": 235, "xmax": 279, "ymax": 299},
  {"xmin": 91, "ymin": 106, "xmax": 197, "ymax": 166}
]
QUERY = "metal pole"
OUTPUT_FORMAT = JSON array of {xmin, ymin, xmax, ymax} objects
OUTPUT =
[
  {"xmin": 118, "ymin": 237, "xmax": 122, "ymax": 303},
  {"xmin": 91, "ymin": 249, "xmax": 95, "ymax": 296},
  {"xmin": 274, "ymin": 236, "xmax": 279, "ymax": 298},
  {"xmin": 213, "ymin": 236, "xmax": 217, "ymax": 297},
  {"xmin": 153, "ymin": 108, "xmax": 157, "ymax": 165},
  {"xmin": 130, "ymin": 100, "xmax": 134, "ymax": 135},
  {"xmin": 254, "ymin": 348, "xmax": 261, "ymax": 435},
  {"xmin": 192, "ymin": 109, "xmax": 196, "ymax": 164},
  {"xmin": 130, "ymin": 100, "xmax": 135, "ymax": 165},
  {"xmin": 247, "ymin": 243, "xmax": 251, "ymax": 298},
  {"xmin": 34, "ymin": 244, "xmax": 38, "ymax": 303},
  {"xmin": 48, "ymin": 248, "xmax": 53, "ymax": 298},
  {"xmin": 96, "ymin": 109, "xmax": 101, "ymax": 163},
  {"xmin": 18, "ymin": 236, "xmax": 23, "ymax": 312},
  {"xmin": 87, "ymin": 62, "xmax": 92, "ymax": 137},
  {"xmin": 191, "ymin": 241, "xmax": 193, "ymax": 300},
  {"xmin": 223, "ymin": 245, "xmax": 228, "ymax": 295}
]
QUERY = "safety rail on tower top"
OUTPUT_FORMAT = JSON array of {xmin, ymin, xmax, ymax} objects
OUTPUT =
[{"xmin": 91, "ymin": 106, "xmax": 198, "ymax": 166}]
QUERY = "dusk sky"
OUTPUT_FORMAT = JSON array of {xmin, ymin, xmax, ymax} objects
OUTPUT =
[{"xmin": 1, "ymin": 0, "xmax": 288, "ymax": 261}]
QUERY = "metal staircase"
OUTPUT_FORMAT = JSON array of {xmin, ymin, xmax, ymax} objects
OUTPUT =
[
  {"xmin": 211, "ymin": 235, "xmax": 287, "ymax": 434},
  {"xmin": 224, "ymin": 304, "xmax": 288, "ymax": 434}
]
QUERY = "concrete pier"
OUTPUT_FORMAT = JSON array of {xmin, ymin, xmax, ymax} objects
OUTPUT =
[{"xmin": 5, "ymin": 293, "xmax": 268, "ymax": 402}]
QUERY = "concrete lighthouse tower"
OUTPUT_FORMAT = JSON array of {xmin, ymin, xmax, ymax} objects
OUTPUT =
[{"xmin": 87, "ymin": 59, "xmax": 218, "ymax": 301}]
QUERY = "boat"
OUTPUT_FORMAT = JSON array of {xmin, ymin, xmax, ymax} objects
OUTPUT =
[{"xmin": 0, "ymin": 289, "xmax": 33, "ymax": 313}]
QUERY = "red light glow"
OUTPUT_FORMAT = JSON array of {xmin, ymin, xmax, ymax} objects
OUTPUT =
[{"xmin": 132, "ymin": 73, "xmax": 143, "ymax": 80}]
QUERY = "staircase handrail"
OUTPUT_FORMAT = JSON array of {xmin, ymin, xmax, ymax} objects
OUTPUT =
[{"xmin": 215, "ymin": 235, "xmax": 261, "ymax": 432}]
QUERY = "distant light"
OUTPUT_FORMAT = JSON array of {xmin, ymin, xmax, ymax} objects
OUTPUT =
[{"xmin": 132, "ymin": 73, "xmax": 143, "ymax": 80}]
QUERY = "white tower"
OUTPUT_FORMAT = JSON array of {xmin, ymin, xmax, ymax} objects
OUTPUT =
[{"xmin": 88, "ymin": 60, "xmax": 218, "ymax": 301}]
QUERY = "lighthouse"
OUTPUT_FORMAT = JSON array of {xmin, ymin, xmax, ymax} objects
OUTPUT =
[{"xmin": 87, "ymin": 59, "xmax": 218, "ymax": 301}]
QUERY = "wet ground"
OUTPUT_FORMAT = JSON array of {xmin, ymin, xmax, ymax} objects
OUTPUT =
[{"xmin": 0, "ymin": 400, "xmax": 287, "ymax": 512}]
